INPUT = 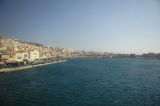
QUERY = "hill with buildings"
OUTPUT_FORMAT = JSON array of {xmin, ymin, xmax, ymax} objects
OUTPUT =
[
  {"xmin": 0, "ymin": 36, "xmax": 75, "ymax": 62},
  {"xmin": 1, "ymin": 35, "xmax": 160, "ymax": 64}
]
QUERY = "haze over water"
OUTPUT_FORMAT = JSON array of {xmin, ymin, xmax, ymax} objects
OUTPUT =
[{"xmin": 0, "ymin": 58, "xmax": 160, "ymax": 106}]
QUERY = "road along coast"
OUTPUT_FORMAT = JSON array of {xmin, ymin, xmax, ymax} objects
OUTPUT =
[{"xmin": 0, "ymin": 60, "xmax": 67, "ymax": 73}]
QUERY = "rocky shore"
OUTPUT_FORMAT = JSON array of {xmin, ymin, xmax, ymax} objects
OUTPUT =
[{"xmin": 0, "ymin": 60, "xmax": 67, "ymax": 73}]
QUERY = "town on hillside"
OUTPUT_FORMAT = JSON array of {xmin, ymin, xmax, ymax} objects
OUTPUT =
[
  {"xmin": 0, "ymin": 36, "xmax": 75, "ymax": 69},
  {"xmin": 0, "ymin": 36, "xmax": 160, "ymax": 69}
]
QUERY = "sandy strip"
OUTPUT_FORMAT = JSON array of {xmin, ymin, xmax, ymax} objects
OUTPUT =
[{"xmin": 0, "ymin": 60, "xmax": 67, "ymax": 73}]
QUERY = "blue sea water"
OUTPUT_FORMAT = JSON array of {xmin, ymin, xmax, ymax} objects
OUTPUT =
[{"xmin": 0, "ymin": 58, "xmax": 160, "ymax": 106}]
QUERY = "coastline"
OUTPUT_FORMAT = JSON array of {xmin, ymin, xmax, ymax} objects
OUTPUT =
[{"xmin": 0, "ymin": 60, "xmax": 67, "ymax": 73}]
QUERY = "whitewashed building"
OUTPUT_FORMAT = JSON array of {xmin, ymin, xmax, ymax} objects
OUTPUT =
[
  {"xmin": 29, "ymin": 50, "xmax": 40, "ymax": 61},
  {"xmin": 15, "ymin": 52, "xmax": 29, "ymax": 62}
]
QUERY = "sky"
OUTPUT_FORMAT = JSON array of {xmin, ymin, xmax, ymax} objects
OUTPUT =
[{"xmin": 0, "ymin": 0, "xmax": 160, "ymax": 54}]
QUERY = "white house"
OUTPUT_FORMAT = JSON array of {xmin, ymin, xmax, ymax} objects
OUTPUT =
[
  {"xmin": 29, "ymin": 50, "xmax": 40, "ymax": 61},
  {"xmin": 15, "ymin": 52, "xmax": 29, "ymax": 62}
]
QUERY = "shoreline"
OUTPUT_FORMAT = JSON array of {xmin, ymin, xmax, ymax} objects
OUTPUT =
[{"xmin": 0, "ymin": 60, "xmax": 67, "ymax": 73}]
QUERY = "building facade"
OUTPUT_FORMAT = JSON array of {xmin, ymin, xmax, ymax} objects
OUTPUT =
[
  {"xmin": 29, "ymin": 50, "xmax": 40, "ymax": 61},
  {"xmin": 15, "ymin": 52, "xmax": 29, "ymax": 62}
]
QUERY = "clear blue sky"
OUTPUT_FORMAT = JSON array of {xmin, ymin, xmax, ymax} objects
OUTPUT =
[{"xmin": 0, "ymin": 0, "xmax": 160, "ymax": 54}]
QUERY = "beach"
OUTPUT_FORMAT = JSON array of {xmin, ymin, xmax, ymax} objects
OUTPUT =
[{"xmin": 0, "ymin": 60, "xmax": 67, "ymax": 73}]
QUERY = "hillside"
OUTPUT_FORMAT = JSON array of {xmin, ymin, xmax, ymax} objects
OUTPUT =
[{"xmin": 0, "ymin": 36, "xmax": 75, "ymax": 58}]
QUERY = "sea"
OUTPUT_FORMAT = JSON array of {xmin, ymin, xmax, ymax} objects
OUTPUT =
[{"xmin": 0, "ymin": 58, "xmax": 160, "ymax": 106}]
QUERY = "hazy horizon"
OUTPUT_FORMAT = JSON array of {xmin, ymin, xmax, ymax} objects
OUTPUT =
[{"xmin": 0, "ymin": 0, "xmax": 160, "ymax": 54}]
